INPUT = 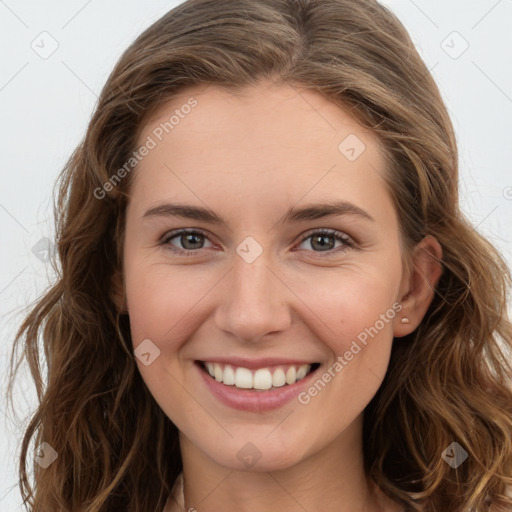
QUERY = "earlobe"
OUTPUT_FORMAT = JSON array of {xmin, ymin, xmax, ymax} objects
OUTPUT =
[{"xmin": 393, "ymin": 235, "xmax": 443, "ymax": 338}]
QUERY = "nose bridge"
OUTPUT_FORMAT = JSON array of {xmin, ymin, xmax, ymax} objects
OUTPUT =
[
  {"xmin": 215, "ymin": 246, "xmax": 291, "ymax": 342},
  {"xmin": 233, "ymin": 253, "xmax": 274, "ymax": 308}
]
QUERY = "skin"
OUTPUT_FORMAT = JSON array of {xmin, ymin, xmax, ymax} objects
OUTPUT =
[{"xmin": 116, "ymin": 81, "xmax": 442, "ymax": 512}]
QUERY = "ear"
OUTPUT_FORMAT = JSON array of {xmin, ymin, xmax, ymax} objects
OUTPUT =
[
  {"xmin": 393, "ymin": 235, "xmax": 443, "ymax": 337},
  {"xmin": 110, "ymin": 269, "xmax": 128, "ymax": 315}
]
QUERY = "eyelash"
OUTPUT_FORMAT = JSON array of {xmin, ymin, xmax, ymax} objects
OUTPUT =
[{"xmin": 160, "ymin": 228, "xmax": 356, "ymax": 258}]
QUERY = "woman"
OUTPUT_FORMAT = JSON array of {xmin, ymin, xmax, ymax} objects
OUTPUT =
[{"xmin": 8, "ymin": 0, "xmax": 512, "ymax": 511}]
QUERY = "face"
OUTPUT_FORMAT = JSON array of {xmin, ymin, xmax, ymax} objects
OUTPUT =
[{"xmin": 121, "ymin": 82, "xmax": 410, "ymax": 472}]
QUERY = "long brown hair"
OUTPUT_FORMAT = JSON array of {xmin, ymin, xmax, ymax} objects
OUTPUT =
[{"xmin": 7, "ymin": 0, "xmax": 512, "ymax": 510}]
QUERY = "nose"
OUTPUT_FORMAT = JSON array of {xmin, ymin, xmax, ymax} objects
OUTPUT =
[{"xmin": 214, "ymin": 249, "xmax": 292, "ymax": 343}]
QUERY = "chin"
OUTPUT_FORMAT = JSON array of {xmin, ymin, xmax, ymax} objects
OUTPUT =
[{"xmin": 197, "ymin": 430, "xmax": 314, "ymax": 473}]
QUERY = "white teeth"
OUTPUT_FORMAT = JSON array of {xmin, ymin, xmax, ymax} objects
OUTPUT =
[
  {"xmin": 235, "ymin": 367, "xmax": 253, "ymax": 389},
  {"xmin": 296, "ymin": 365, "xmax": 308, "ymax": 380},
  {"xmin": 223, "ymin": 364, "xmax": 235, "ymax": 385},
  {"xmin": 272, "ymin": 368, "xmax": 286, "ymax": 387},
  {"xmin": 285, "ymin": 366, "xmax": 296, "ymax": 385},
  {"xmin": 253, "ymin": 369, "xmax": 273, "ymax": 390},
  {"xmin": 203, "ymin": 362, "xmax": 313, "ymax": 389}
]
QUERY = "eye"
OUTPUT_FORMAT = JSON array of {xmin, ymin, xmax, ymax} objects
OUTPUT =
[
  {"xmin": 295, "ymin": 229, "xmax": 355, "ymax": 256},
  {"xmin": 161, "ymin": 229, "xmax": 213, "ymax": 255}
]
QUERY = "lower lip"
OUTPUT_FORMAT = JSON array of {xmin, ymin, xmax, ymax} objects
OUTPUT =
[{"xmin": 196, "ymin": 362, "xmax": 319, "ymax": 412}]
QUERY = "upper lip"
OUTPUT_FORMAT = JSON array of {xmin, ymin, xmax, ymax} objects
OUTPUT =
[{"xmin": 198, "ymin": 357, "xmax": 318, "ymax": 369}]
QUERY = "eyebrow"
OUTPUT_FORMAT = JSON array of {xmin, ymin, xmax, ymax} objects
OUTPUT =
[{"xmin": 142, "ymin": 200, "xmax": 375, "ymax": 225}]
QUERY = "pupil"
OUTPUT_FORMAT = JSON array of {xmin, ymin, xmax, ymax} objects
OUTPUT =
[
  {"xmin": 312, "ymin": 235, "xmax": 333, "ymax": 251},
  {"xmin": 183, "ymin": 233, "xmax": 203, "ymax": 249}
]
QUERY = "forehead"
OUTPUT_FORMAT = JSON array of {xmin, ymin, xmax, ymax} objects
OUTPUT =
[
  {"xmin": 138, "ymin": 81, "xmax": 385, "ymax": 157},
  {"xmin": 129, "ymin": 82, "xmax": 394, "ymax": 227}
]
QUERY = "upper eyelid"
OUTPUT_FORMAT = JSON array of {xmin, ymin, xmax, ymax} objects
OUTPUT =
[{"xmin": 162, "ymin": 228, "xmax": 215, "ymax": 244}]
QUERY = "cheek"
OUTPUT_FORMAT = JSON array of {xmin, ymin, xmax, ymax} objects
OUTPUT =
[
  {"xmin": 288, "ymin": 265, "xmax": 402, "ymax": 354},
  {"xmin": 290, "ymin": 271, "xmax": 401, "ymax": 436},
  {"xmin": 124, "ymin": 259, "xmax": 208, "ymax": 346},
  {"xmin": 123, "ymin": 260, "xmax": 209, "ymax": 430}
]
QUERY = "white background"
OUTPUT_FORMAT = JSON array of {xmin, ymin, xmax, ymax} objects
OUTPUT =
[{"xmin": 1, "ymin": 1, "xmax": 511, "ymax": 509}]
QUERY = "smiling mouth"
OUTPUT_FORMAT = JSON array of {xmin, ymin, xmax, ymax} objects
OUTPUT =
[{"xmin": 198, "ymin": 361, "xmax": 321, "ymax": 391}]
